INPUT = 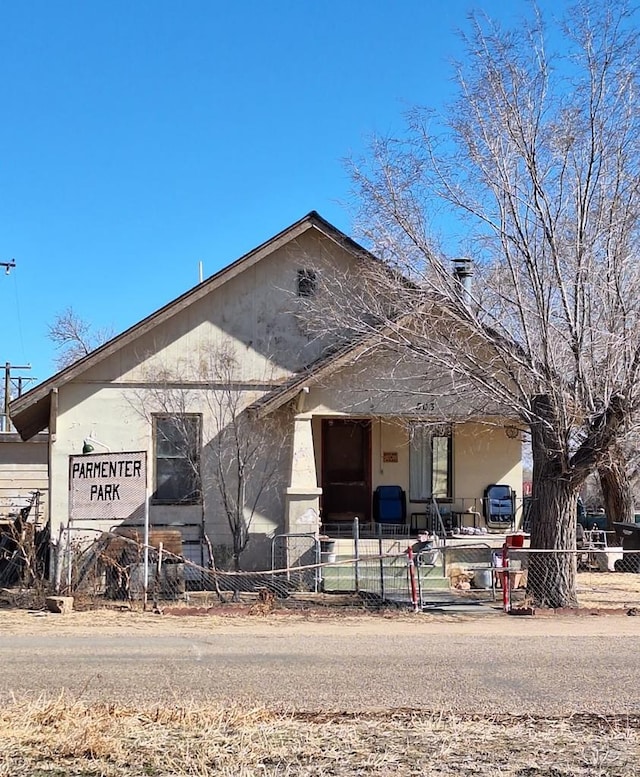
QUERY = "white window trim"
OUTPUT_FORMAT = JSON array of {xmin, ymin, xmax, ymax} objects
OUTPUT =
[{"xmin": 409, "ymin": 424, "xmax": 452, "ymax": 501}]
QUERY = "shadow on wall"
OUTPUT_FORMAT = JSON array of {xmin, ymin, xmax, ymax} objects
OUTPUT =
[
  {"xmin": 200, "ymin": 407, "xmax": 291, "ymax": 571},
  {"xmin": 228, "ymin": 534, "xmax": 274, "ymax": 573}
]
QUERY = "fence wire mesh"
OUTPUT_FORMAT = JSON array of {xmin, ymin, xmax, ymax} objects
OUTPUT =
[
  {"xmin": 508, "ymin": 548, "xmax": 640, "ymax": 610},
  {"xmin": 55, "ymin": 528, "xmax": 417, "ymax": 610},
  {"xmin": 271, "ymin": 533, "xmax": 320, "ymax": 593},
  {"xmin": 39, "ymin": 528, "xmax": 640, "ymax": 613}
]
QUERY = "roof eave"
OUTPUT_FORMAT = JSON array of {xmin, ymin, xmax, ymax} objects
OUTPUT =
[{"xmin": 10, "ymin": 393, "xmax": 51, "ymax": 441}]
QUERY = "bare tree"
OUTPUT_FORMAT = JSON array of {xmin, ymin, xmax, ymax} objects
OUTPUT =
[
  {"xmin": 48, "ymin": 307, "xmax": 113, "ymax": 369},
  {"xmin": 132, "ymin": 345, "xmax": 289, "ymax": 572},
  {"xmin": 575, "ymin": 440, "xmax": 638, "ymax": 528},
  {"xmin": 202, "ymin": 348, "xmax": 289, "ymax": 571},
  {"xmin": 598, "ymin": 450, "xmax": 634, "ymax": 530},
  {"xmin": 316, "ymin": 1, "xmax": 640, "ymax": 606},
  {"xmin": 597, "ymin": 433, "xmax": 640, "ymax": 528}
]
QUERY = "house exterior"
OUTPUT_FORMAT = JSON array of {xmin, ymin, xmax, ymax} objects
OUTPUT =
[
  {"xmin": 0, "ymin": 432, "xmax": 48, "ymax": 526},
  {"xmin": 9, "ymin": 212, "xmax": 522, "ymax": 571}
]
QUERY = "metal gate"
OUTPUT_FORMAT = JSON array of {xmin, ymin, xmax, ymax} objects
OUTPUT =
[{"xmin": 271, "ymin": 533, "xmax": 320, "ymax": 593}]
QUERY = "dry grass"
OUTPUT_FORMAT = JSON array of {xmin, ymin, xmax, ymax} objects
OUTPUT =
[
  {"xmin": 576, "ymin": 572, "xmax": 640, "ymax": 609},
  {"xmin": 0, "ymin": 695, "xmax": 638, "ymax": 776}
]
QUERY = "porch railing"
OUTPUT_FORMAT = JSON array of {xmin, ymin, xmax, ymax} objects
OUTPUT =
[
  {"xmin": 322, "ymin": 521, "xmax": 411, "ymax": 539},
  {"xmin": 430, "ymin": 496, "xmax": 449, "ymax": 540},
  {"xmin": 442, "ymin": 496, "xmax": 525, "ymax": 532},
  {"xmin": 320, "ymin": 496, "xmax": 527, "ymax": 541}
]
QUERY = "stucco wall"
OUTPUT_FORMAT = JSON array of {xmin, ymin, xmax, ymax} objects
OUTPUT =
[
  {"xmin": 371, "ymin": 420, "xmax": 409, "ymax": 492},
  {"xmin": 372, "ymin": 420, "xmax": 521, "ymax": 504},
  {"xmin": 306, "ymin": 348, "xmax": 501, "ymax": 419},
  {"xmin": 50, "ymin": 381, "xmax": 292, "ymax": 570},
  {"xmin": 50, "ymin": 383, "xmax": 150, "ymax": 537},
  {"xmin": 453, "ymin": 421, "xmax": 522, "ymax": 512},
  {"xmin": 80, "ymin": 229, "xmax": 361, "ymax": 386}
]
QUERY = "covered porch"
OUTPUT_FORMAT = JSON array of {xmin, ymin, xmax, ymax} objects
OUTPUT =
[{"xmin": 283, "ymin": 413, "xmax": 524, "ymax": 540}]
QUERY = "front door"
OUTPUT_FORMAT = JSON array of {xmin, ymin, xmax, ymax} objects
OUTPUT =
[{"xmin": 321, "ymin": 419, "xmax": 371, "ymax": 522}]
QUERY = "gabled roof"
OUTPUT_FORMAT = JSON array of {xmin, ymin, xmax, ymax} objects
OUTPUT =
[{"xmin": 10, "ymin": 211, "xmax": 378, "ymax": 441}]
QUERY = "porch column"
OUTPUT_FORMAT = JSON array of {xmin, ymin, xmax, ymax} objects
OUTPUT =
[{"xmin": 285, "ymin": 413, "xmax": 322, "ymax": 534}]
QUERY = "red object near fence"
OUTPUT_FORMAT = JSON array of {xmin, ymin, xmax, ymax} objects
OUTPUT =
[
  {"xmin": 502, "ymin": 543, "xmax": 511, "ymax": 612},
  {"xmin": 407, "ymin": 546, "xmax": 419, "ymax": 612},
  {"xmin": 506, "ymin": 533, "xmax": 525, "ymax": 548}
]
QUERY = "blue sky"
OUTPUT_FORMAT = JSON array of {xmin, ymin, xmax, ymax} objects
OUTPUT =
[{"xmin": 1, "ymin": 0, "xmax": 563, "ymax": 388}]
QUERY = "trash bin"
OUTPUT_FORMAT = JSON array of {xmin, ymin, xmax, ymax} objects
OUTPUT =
[
  {"xmin": 473, "ymin": 569, "xmax": 493, "ymax": 589},
  {"xmin": 319, "ymin": 537, "xmax": 336, "ymax": 563},
  {"xmin": 320, "ymin": 538, "xmax": 336, "ymax": 554},
  {"xmin": 613, "ymin": 522, "xmax": 640, "ymax": 572}
]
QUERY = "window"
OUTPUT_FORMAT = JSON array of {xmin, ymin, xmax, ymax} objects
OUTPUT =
[
  {"xmin": 409, "ymin": 425, "xmax": 452, "ymax": 501},
  {"xmin": 153, "ymin": 414, "xmax": 201, "ymax": 504},
  {"xmin": 297, "ymin": 268, "xmax": 317, "ymax": 297}
]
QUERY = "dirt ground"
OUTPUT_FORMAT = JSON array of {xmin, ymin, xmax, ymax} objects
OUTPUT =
[
  {"xmin": 1, "ymin": 596, "xmax": 640, "ymax": 636},
  {"xmin": 575, "ymin": 571, "xmax": 640, "ymax": 608}
]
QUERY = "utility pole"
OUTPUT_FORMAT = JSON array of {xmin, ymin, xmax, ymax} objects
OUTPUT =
[
  {"xmin": 2, "ymin": 260, "xmax": 29, "ymax": 431},
  {"xmin": 3, "ymin": 362, "xmax": 31, "ymax": 432}
]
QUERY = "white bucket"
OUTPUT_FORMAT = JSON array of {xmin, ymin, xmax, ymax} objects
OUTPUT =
[{"xmin": 473, "ymin": 569, "xmax": 493, "ymax": 589}]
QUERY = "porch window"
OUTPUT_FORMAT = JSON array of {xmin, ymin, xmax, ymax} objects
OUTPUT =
[
  {"xmin": 409, "ymin": 425, "xmax": 452, "ymax": 501},
  {"xmin": 153, "ymin": 414, "xmax": 202, "ymax": 504}
]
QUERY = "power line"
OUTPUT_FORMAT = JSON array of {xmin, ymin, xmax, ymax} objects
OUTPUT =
[{"xmin": 10, "ymin": 259, "xmax": 27, "ymax": 361}]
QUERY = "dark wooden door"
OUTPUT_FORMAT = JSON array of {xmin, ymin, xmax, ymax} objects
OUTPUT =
[{"xmin": 321, "ymin": 419, "xmax": 371, "ymax": 522}]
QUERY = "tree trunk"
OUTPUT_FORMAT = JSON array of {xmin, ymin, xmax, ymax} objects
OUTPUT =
[
  {"xmin": 598, "ymin": 449, "xmax": 634, "ymax": 530},
  {"xmin": 527, "ymin": 398, "xmax": 578, "ymax": 608}
]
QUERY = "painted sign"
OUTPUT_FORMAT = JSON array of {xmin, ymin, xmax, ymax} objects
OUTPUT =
[
  {"xmin": 383, "ymin": 452, "xmax": 398, "ymax": 463},
  {"xmin": 69, "ymin": 451, "xmax": 147, "ymax": 522}
]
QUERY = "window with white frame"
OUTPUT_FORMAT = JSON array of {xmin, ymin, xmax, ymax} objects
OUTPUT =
[
  {"xmin": 409, "ymin": 424, "xmax": 452, "ymax": 501},
  {"xmin": 153, "ymin": 414, "xmax": 202, "ymax": 504}
]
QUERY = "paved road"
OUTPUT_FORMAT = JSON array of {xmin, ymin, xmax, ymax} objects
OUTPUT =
[{"xmin": 0, "ymin": 612, "xmax": 637, "ymax": 714}]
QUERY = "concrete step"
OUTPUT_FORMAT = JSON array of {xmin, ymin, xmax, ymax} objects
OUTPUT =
[
  {"xmin": 320, "ymin": 560, "xmax": 451, "ymax": 593},
  {"xmin": 417, "ymin": 567, "xmax": 450, "ymax": 590}
]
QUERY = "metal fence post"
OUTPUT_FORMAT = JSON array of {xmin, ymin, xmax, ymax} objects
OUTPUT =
[
  {"xmin": 354, "ymin": 516, "xmax": 360, "ymax": 593},
  {"xmin": 379, "ymin": 537, "xmax": 385, "ymax": 600},
  {"xmin": 65, "ymin": 523, "xmax": 73, "ymax": 593},
  {"xmin": 157, "ymin": 541, "xmax": 163, "ymax": 598},
  {"xmin": 314, "ymin": 536, "xmax": 320, "ymax": 593},
  {"xmin": 143, "ymin": 487, "xmax": 150, "ymax": 611},
  {"xmin": 407, "ymin": 545, "xmax": 419, "ymax": 612},
  {"xmin": 441, "ymin": 535, "xmax": 447, "ymax": 578},
  {"xmin": 54, "ymin": 523, "xmax": 65, "ymax": 593},
  {"xmin": 502, "ymin": 542, "xmax": 511, "ymax": 612}
]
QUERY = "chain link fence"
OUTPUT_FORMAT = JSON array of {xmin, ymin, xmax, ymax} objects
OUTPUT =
[
  {"xmin": 271, "ymin": 533, "xmax": 320, "ymax": 593},
  {"xmin": 53, "ymin": 527, "xmax": 420, "ymax": 610},
  {"xmin": 507, "ymin": 548, "xmax": 640, "ymax": 610},
  {"xmin": 34, "ymin": 526, "xmax": 640, "ymax": 613}
]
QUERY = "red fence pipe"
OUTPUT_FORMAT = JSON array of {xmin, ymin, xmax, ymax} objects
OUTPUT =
[
  {"xmin": 502, "ymin": 543, "xmax": 511, "ymax": 613},
  {"xmin": 407, "ymin": 546, "xmax": 419, "ymax": 612}
]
